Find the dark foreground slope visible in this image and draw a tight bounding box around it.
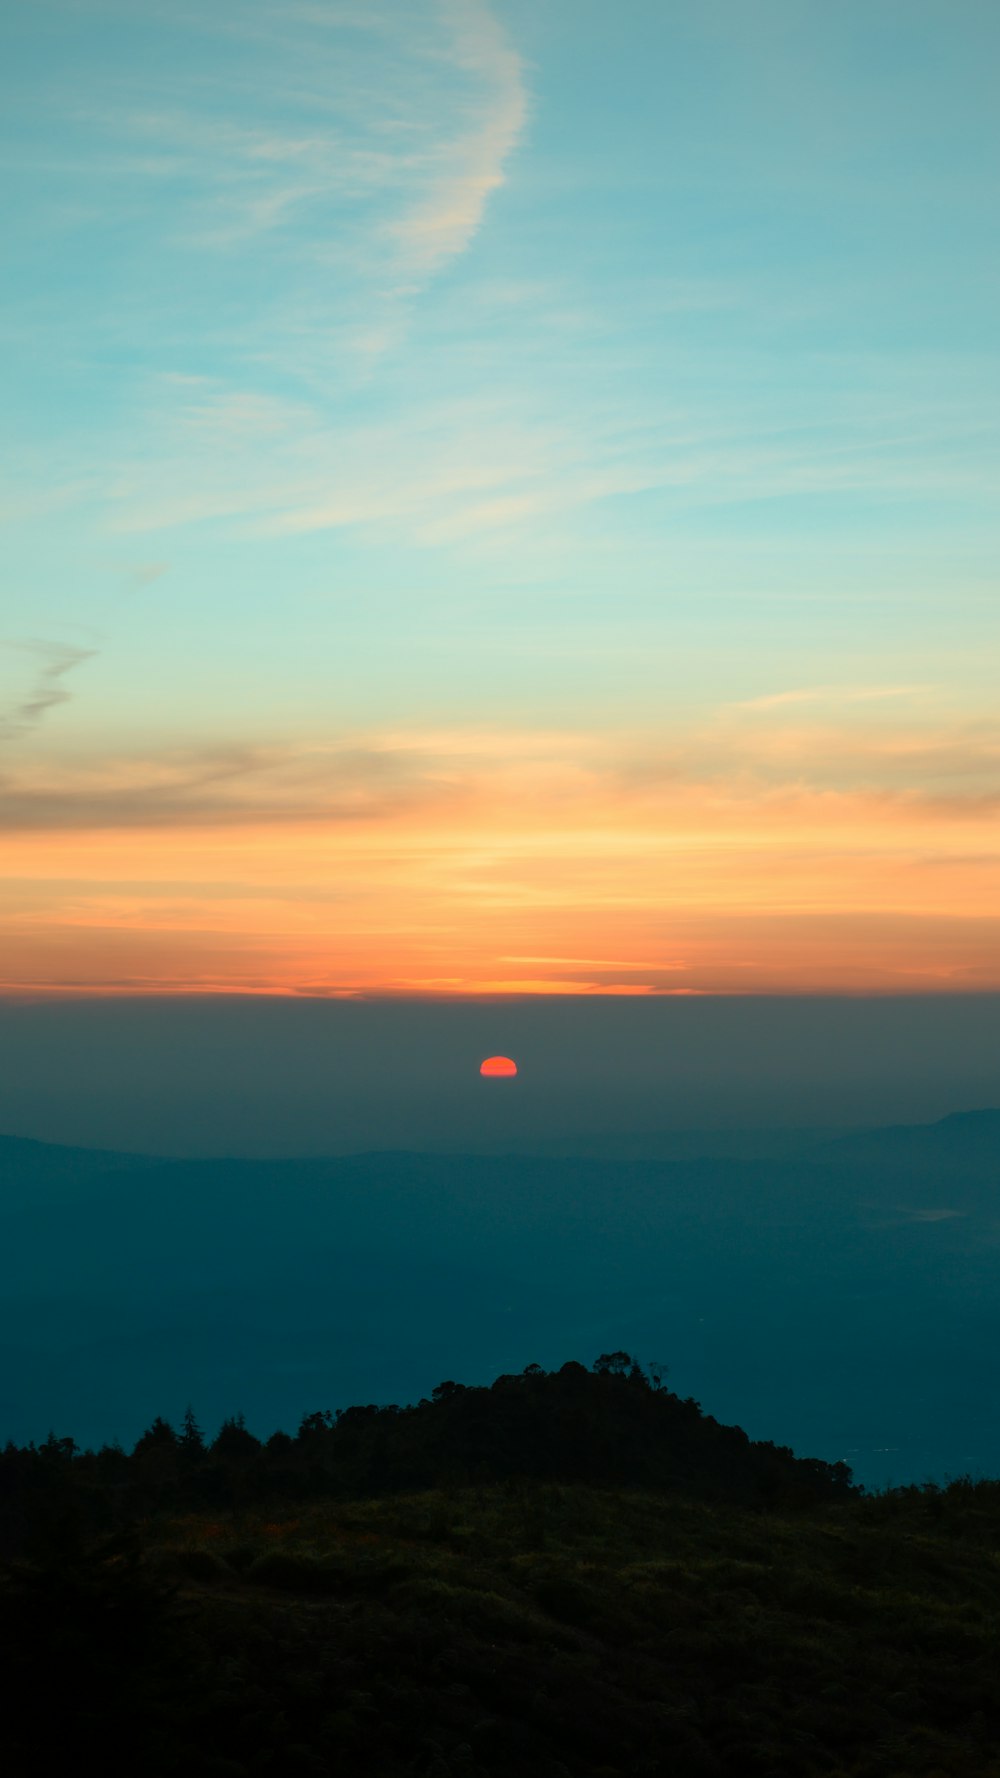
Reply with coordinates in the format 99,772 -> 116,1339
5,1479 -> 1000,1777
3,1362 -> 999,1776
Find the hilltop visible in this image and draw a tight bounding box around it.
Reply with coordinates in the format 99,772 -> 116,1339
3,1358 -> 1000,1776
0,1356 -> 854,1559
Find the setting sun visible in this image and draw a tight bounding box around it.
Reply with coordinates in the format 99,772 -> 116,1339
480,1055 -> 518,1078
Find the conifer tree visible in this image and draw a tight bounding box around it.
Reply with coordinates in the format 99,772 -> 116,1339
179,1405 -> 204,1462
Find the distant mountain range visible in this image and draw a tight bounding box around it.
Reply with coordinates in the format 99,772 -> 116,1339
2,1110 -> 999,1488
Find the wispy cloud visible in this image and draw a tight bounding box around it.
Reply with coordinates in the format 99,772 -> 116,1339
13,2 -> 999,558
501,955 -> 687,971
100,373 -> 1000,545
3,712 -> 1000,834
0,737 -> 471,832
733,685 -> 930,713
64,0 -> 526,295
388,0 -> 528,274
93,559 -> 170,597
0,642 -> 96,743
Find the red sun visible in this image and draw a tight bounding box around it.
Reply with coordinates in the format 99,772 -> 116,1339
480,1055 -> 518,1078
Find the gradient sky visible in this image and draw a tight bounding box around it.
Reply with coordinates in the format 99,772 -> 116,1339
3,0 -> 999,997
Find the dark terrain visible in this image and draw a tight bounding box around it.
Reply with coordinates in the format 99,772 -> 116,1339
3,1358 -> 1000,1777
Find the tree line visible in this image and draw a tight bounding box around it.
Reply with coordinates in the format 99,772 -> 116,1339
0,1353 -> 855,1559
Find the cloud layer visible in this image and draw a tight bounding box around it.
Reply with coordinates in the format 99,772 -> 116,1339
0,642 -> 96,743
2,711 -> 999,997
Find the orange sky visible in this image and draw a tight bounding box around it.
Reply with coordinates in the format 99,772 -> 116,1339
3,717 -> 999,998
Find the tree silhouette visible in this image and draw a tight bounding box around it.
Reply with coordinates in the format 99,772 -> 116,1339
592,1350 -> 634,1376
179,1405 -> 204,1463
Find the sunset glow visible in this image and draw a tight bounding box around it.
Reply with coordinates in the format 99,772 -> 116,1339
2,3 -> 998,1003
2,709 -> 999,998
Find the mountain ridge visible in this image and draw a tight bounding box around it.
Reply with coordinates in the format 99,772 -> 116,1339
3,1103 -> 999,1174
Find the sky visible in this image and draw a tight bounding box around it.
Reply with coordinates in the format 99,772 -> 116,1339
2,0 -> 1000,999
3,994 -> 1000,1156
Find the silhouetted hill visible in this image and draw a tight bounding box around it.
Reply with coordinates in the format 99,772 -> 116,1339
0,1131 -> 160,1207
0,1357 -> 854,1565
484,1125 -> 839,1162
3,1372 -> 1000,1776
5,1104 -> 998,1198
823,1107 -> 1000,1171
507,1108 -> 1000,1172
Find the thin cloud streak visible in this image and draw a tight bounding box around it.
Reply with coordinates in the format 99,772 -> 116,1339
63,0 -> 526,293
733,685 -> 930,713
101,381 -> 1000,542
388,0 -> 528,274
0,741 -> 462,831
0,642 -> 97,743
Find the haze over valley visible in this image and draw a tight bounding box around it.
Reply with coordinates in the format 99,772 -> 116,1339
5,1046 -> 1000,1491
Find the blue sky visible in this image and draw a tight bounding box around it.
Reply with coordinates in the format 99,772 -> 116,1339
2,1 -> 999,996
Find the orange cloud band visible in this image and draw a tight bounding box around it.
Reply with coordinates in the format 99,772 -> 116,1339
2,721 -> 999,996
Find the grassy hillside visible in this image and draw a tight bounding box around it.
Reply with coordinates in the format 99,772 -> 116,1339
5,1478 -> 1000,1776
3,1358 -> 1000,1775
